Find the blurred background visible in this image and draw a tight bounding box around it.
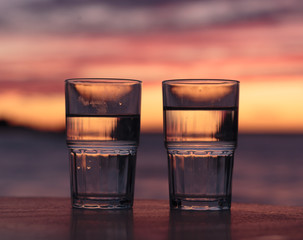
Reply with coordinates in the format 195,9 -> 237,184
0,0 -> 303,206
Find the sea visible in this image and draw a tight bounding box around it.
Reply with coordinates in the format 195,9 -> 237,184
0,127 -> 302,207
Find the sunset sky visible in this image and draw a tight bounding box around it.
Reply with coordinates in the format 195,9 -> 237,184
0,0 -> 303,133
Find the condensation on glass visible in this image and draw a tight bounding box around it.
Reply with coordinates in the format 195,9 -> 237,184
65,78 -> 141,209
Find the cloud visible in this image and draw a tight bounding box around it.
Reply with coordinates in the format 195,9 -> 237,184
1,0 -> 302,34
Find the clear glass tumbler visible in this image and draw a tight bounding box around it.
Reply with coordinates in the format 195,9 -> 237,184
65,78 -> 141,209
163,79 -> 239,210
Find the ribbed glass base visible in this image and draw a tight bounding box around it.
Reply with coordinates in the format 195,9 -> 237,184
170,196 -> 231,211
72,197 -> 133,210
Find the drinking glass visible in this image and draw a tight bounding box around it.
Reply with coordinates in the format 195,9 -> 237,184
163,79 -> 239,210
65,78 -> 141,209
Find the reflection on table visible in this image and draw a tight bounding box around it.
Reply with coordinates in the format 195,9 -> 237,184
0,198 -> 302,240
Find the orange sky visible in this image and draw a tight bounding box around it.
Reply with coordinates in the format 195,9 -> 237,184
0,12 -> 303,133
0,78 -> 302,133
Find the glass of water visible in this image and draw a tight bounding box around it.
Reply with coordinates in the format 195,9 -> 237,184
162,79 -> 239,210
65,78 -> 141,209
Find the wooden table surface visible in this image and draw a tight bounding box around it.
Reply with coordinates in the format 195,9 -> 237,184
0,198 -> 303,240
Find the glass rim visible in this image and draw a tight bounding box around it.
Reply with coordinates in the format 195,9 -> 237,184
162,79 -> 239,85
65,78 -> 142,84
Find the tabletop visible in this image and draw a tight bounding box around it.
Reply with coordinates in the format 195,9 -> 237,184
0,198 -> 303,240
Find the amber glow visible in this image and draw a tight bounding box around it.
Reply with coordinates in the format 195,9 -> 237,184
0,92 -> 64,131
170,84 -> 233,103
0,6 -> 303,133
240,80 -> 303,133
141,84 -> 163,132
75,84 -> 132,104
165,110 -> 229,142
0,78 -> 303,133
144,79 -> 303,133
66,116 -> 117,141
